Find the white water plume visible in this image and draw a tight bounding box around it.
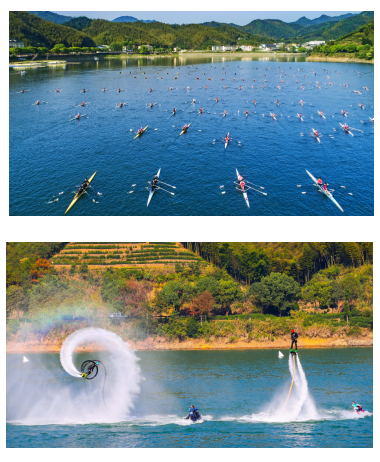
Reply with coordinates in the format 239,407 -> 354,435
8,328 -> 141,425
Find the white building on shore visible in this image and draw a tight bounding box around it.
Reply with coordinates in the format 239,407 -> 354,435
9,39 -> 24,48
211,45 -> 238,52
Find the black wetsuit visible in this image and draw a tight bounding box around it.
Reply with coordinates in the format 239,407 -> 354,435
291,332 -> 298,350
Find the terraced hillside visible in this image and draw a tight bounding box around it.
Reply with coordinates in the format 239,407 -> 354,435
51,242 -> 201,268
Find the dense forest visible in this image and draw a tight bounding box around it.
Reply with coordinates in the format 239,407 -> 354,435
181,242 -> 373,284
310,21 -> 374,60
9,11 -> 95,48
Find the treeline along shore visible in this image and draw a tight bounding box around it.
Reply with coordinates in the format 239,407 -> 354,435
6,242 -> 373,352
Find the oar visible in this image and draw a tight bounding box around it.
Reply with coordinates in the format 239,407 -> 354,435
158,180 -> 176,189
349,127 -> 364,133
156,186 -> 175,196
242,185 -> 267,196
245,180 -> 265,189
234,182 -> 267,195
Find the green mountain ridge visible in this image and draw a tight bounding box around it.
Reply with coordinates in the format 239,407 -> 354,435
10,11 -> 374,50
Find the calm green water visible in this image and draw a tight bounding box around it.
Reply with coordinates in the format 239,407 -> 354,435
6,348 -> 372,447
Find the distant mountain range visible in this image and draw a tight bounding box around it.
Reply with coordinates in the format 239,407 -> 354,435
112,16 -> 156,23
291,12 -> 356,26
29,12 -> 156,25
203,11 -> 374,41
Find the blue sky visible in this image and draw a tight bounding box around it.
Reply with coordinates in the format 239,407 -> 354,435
53,11 -> 361,25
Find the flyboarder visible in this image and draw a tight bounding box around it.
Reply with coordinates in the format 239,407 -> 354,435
290,329 -> 298,354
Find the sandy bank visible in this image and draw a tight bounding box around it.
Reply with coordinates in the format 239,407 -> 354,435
307,56 -> 374,64
7,334 -> 372,354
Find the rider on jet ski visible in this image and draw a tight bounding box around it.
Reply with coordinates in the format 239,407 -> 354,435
185,405 -> 201,421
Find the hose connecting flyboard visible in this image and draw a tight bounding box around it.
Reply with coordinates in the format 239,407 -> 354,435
283,354 -> 296,411
80,360 -> 108,408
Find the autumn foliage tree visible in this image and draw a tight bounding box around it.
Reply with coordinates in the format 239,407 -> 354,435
189,291 -> 215,325
117,279 -> 153,316
30,259 -> 51,283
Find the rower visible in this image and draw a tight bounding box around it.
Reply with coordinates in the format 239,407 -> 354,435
239,86 -> 241,90
151,174 -> 159,190
170,87 -> 173,90
81,102 -> 85,106
360,103 -> 364,108
83,89 -> 86,93
319,111 -> 323,117
254,100 -> 257,105
322,183 -> 328,192
314,129 -> 319,138
216,97 -> 218,102
317,177 -> 323,186
343,123 -> 349,131
36,100 -> 40,105
246,110 -> 249,116
192,99 -> 196,103
276,99 -> 279,105
300,100 -> 303,105
20,89 -> 24,94
199,108 -> 203,113
182,124 -> 188,131
271,113 -> 275,119
298,113 -> 302,119
150,103 -> 153,108
118,88 -> 121,93
223,110 -> 227,116
224,86 -> 226,89
103,88 -> 106,92
149,88 -> 152,92
342,110 -> 346,115
187,86 -> 190,90
119,102 -> 123,107
56,89 -> 60,92
225,133 -> 229,142
173,108 -> 176,114
76,113 -> 81,119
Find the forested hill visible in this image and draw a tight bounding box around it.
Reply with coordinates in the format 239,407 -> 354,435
28,11 -> 74,24
9,11 -> 261,49
9,11 -> 95,47
204,11 -> 373,42
6,242 -> 373,348
182,243 -> 373,284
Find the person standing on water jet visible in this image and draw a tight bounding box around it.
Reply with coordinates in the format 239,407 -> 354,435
290,329 -> 298,354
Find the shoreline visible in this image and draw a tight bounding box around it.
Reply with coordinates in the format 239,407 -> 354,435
7,335 -> 372,353
307,55 -> 374,64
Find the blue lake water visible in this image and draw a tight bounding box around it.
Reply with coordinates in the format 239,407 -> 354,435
6,348 -> 373,448
9,57 -> 374,215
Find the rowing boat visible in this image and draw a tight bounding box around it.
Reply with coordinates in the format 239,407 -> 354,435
270,113 -> 277,120
133,125 -> 148,140
236,169 -> 249,208
65,171 -> 97,215
225,133 -> 229,149
305,169 -> 343,213
312,128 -> 320,143
179,123 -> 191,136
147,168 -> 161,206
339,123 -> 354,136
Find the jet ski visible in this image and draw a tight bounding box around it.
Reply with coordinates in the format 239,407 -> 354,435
185,408 -> 202,422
